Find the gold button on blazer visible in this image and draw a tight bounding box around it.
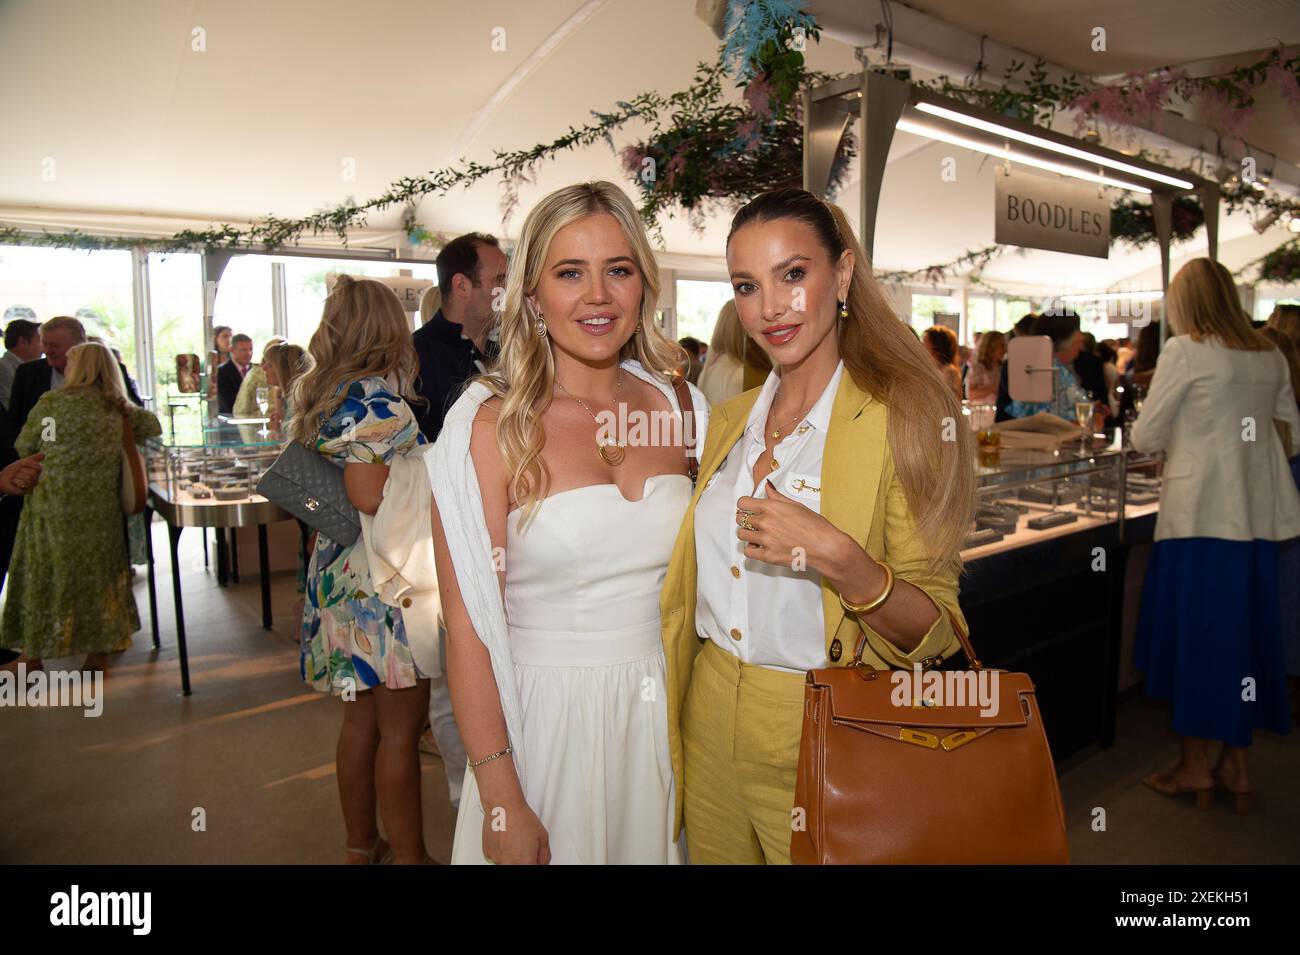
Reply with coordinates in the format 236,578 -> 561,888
659,372 -> 967,837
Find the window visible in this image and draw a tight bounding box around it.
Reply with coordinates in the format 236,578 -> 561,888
966,296 -> 996,338
910,293 -> 957,330
1256,293 -> 1300,323
675,279 -> 732,348
278,256 -> 437,343
212,255 -> 275,356
147,252 -> 206,428
995,297 -> 1034,330
0,245 -> 136,377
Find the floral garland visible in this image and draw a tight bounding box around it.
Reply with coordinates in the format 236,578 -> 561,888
876,244 -> 1005,285
1109,196 -> 1205,250
918,46 -> 1300,146
1236,238 -> 1300,284
620,29 -> 855,237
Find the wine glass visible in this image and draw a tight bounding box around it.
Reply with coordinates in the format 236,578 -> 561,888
1075,400 -> 1093,452
256,386 -> 270,437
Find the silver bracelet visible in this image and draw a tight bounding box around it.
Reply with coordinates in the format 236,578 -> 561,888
468,746 -> 513,769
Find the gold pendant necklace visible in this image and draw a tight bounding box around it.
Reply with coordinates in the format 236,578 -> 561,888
767,388 -> 814,469
768,386 -> 814,441
556,373 -> 625,466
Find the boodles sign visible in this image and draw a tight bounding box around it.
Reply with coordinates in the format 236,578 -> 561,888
995,169 -> 1110,258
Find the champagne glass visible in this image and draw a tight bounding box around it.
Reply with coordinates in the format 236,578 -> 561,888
1075,400 -> 1093,452
256,386 -> 270,437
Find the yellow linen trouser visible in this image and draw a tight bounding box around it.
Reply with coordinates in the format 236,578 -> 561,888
682,640 -> 806,865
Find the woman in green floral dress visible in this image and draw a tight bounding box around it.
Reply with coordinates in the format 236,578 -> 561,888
1,343 -> 161,666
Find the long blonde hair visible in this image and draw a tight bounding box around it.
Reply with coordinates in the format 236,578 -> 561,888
1261,326 -> 1300,398
288,275 -> 420,444
263,342 -> 312,395
709,299 -> 773,373
1166,258 -> 1268,350
728,189 -> 975,563
976,329 -> 1006,370
63,342 -> 132,414
1268,303 -> 1300,347
482,181 -> 684,522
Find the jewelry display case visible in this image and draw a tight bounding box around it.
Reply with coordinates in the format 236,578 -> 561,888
957,435 -> 1163,763
142,416 -> 301,696
145,418 -> 284,521
960,438 -> 1162,560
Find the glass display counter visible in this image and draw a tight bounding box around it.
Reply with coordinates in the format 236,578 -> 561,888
957,434 -> 1162,762
961,437 -> 1162,560
143,416 -> 302,695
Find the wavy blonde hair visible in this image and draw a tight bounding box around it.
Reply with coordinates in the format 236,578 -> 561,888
63,342 -> 132,414
975,329 -> 1005,370
481,181 -> 685,524
709,299 -> 773,373
728,189 -> 975,564
288,275 -> 420,444
1167,258 -> 1268,351
263,342 -> 312,394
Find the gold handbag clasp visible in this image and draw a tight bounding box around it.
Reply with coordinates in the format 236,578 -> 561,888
899,728 -> 939,749
940,730 -> 978,751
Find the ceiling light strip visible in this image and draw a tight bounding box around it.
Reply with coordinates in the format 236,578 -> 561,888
895,118 -> 1153,194
914,102 -> 1195,190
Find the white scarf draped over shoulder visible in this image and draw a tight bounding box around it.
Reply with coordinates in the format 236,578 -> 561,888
425,359 -> 709,792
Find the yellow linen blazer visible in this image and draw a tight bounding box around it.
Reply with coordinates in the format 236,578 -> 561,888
659,370 -> 967,836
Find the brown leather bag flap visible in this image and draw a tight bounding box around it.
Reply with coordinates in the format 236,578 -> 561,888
808,667 -> 1036,730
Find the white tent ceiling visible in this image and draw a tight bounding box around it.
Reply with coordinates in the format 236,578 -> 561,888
1,0 -> 1298,291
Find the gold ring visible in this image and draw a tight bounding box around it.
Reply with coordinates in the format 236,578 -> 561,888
738,510 -> 755,531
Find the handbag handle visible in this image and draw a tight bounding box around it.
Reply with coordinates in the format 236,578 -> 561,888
850,605 -> 982,671
669,373 -> 699,483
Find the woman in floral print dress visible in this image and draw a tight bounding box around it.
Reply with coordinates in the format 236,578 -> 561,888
289,275 -> 431,865
1,343 -> 160,666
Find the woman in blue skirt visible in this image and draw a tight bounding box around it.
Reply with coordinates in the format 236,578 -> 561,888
1263,306 -> 1300,717
1132,259 -> 1300,813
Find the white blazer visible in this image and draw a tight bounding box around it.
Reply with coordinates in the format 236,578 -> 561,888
1131,335 -> 1300,543
360,444 -> 441,677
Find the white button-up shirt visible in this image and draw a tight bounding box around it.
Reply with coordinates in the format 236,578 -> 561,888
695,361 -> 844,673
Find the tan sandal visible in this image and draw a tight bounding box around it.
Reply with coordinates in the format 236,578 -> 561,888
345,836 -> 392,864
1213,773 -> 1254,816
1142,772 -> 1214,810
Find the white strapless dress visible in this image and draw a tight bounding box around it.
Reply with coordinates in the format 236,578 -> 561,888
451,473 -> 691,865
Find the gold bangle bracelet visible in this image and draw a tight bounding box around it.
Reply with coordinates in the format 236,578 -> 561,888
838,560 -> 895,616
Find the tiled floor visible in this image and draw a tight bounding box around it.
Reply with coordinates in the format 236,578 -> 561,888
2,523 -> 1296,864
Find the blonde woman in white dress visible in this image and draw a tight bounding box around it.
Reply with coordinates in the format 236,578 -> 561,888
428,181 -> 708,864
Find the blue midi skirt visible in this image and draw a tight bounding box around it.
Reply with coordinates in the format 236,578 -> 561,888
1135,537 -> 1292,746
1283,455 -> 1300,676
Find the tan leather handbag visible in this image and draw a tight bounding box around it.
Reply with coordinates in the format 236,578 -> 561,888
791,623 -> 1069,865
120,414 -> 147,516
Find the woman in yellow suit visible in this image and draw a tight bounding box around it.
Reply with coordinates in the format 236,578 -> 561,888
661,189 -> 976,864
